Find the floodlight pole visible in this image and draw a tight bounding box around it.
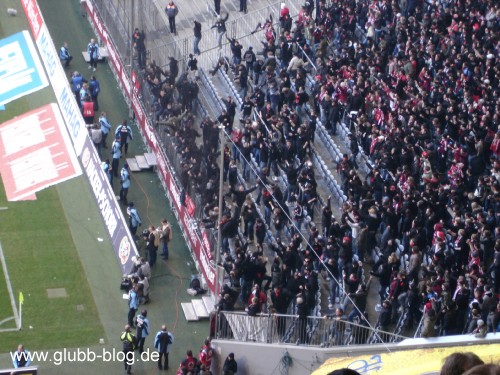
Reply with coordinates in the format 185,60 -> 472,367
215,124 -> 225,299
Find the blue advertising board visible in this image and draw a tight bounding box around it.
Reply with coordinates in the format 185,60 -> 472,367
0,31 -> 48,105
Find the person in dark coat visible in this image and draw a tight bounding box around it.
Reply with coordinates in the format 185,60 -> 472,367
271,285 -> 290,336
296,295 -> 309,344
168,57 -> 179,84
222,353 -> 238,375
193,20 -> 202,55
154,325 -> 174,370
220,211 -> 240,257
377,300 -> 392,332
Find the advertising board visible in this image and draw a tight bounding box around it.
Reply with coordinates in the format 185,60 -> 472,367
20,0 -> 138,272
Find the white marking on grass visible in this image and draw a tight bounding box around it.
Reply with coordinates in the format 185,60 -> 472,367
0,242 -> 20,330
0,207 -> 8,210
0,316 -> 15,326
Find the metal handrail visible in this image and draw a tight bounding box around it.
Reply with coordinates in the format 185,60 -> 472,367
215,311 -> 409,346
296,42 -> 317,71
145,0 -> 300,70
414,314 -> 425,338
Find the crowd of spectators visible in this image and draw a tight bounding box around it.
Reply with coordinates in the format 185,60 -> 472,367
141,0 -> 500,345
288,0 -> 499,337
217,0 -> 500,340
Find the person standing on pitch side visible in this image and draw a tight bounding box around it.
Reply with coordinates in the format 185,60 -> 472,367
120,324 -> 136,375
154,324 -> 174,370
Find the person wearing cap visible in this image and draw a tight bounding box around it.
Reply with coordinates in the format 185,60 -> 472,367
120,163 -> 131,205
222,352 -> 238,375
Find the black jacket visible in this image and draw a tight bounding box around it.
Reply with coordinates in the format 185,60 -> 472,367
193,21 -> 202,38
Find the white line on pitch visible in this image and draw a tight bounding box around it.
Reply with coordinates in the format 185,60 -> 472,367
0,316 -> 15,326
0,242 -> 20,329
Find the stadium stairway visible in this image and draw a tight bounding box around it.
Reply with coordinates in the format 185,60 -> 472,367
181,295 -> 216,322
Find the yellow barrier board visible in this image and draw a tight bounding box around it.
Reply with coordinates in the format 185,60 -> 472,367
312,344 -> 500,375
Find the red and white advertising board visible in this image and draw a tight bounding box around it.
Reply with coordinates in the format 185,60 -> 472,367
20,0 -> 138,269
0,104 -> 82,201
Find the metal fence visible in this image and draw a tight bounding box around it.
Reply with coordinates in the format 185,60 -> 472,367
94,0 -> 187,71
146,0 -> 305,71
215,311 -> 408,347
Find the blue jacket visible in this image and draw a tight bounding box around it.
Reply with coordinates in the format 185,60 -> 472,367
154,330 -> 174,353
111,140 -> 121,159
121,167 -> 130,189
60,46 -> 71,60
99,116 -> 112,135
129,208 -> 141,227
12,349 -> 31,368
101,161 -> 112,181
136,314 -> 149,337
115,124 -> 133,143
87,42 -> 99,59
79,87 -> 88,102
90,79 -> 100,97
71,74 -> 83,93
129,289 -> 140,309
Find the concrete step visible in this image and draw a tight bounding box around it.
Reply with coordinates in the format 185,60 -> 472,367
144,152 -> 157,167
126,158 -> 141,172
126,154 -> 156,171
192,299 -> 210,319
135,155 -> 150,169
202,295 -> 215,314
181,302 -> 199,321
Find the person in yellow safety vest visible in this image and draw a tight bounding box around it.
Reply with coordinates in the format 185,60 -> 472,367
120,324 -> 136,374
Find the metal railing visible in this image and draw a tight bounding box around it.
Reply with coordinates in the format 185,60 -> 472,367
144,0 -> 306,72
215,311 -> 408,347
96,0 -> 187,72
414,314 -> 425,338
